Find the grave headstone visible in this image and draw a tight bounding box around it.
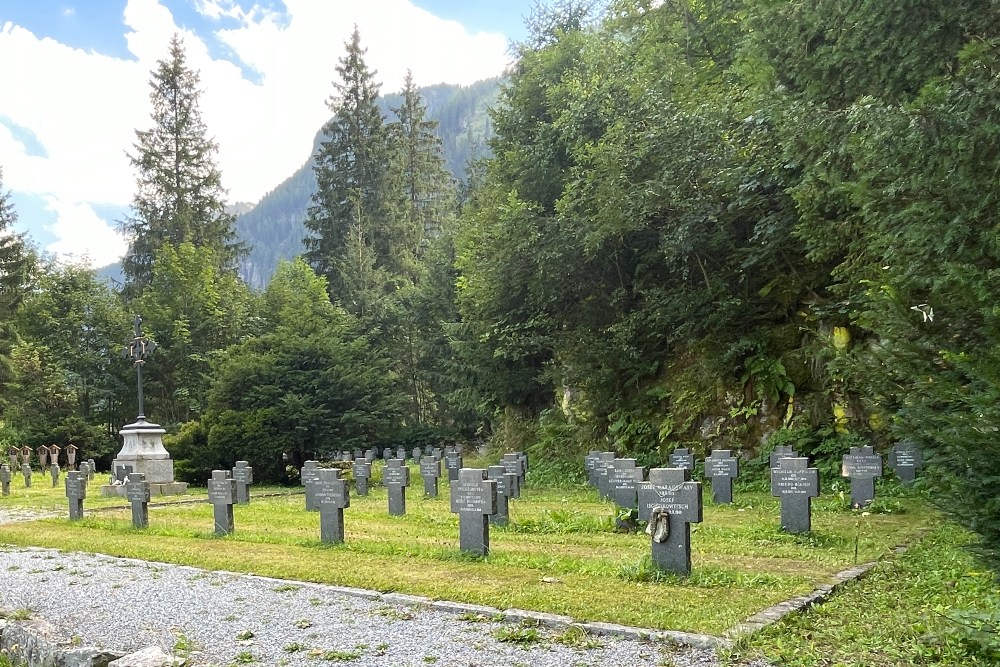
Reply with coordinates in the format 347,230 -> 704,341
364,449 -> 376,463
232,461 -> 253,504
444,451 -> 463,482
315,469 -> 350,544
301,460 -> 320,511
384,459 -> 410,516
207,470 -> 236,536
87,459 -> 96,481
487,465 -> 516,526
78,461 -> 91,481
419,456 -> 441,497
771,457 -> 819,533
769,445 -> 799,468
594,451 -> 616,499
841,445 -> 882,508
66,443 -> 78,469
340,451 -> 352,462
36,446 -> 49,470
48,445 -> 61,468
668,448 -> 695,471
125,472 -> 151,529
352,459 -> 372,496
396,446 -> 407,462
382,447 -> 393,461
638,467 -> 703,575
705,449 -> 739,504
585,450 -> 601,487
609,459 -> 644,510
50,463 -> 61,488
0,464 -> 10,496
353,448 -> 363,460
21,463 -> 31,487
450,468 -> 497,555
65,470 -> 87,520
432,447 -> 443,461
412,447 -> 422,462
888,442 -> 922,486
502,453 -> 525,498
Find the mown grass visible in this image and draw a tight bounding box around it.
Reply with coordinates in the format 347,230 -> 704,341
0,464 -> 932,635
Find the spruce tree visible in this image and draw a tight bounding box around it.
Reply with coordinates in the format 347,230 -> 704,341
119,34 -> 241,298
0,167 -> 32,390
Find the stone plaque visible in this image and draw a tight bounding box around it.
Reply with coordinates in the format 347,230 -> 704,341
888,442 -> 922,486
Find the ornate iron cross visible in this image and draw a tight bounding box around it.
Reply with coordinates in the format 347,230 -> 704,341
123,314 -> 157,421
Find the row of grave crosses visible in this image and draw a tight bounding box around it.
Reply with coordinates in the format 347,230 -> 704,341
1,458 -> 98,496
6,444 -> 81,471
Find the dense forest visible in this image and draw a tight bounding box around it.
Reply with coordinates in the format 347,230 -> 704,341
1,0 -> 999,569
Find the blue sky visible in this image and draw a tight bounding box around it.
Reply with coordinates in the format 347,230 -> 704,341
0,0 -> 537,266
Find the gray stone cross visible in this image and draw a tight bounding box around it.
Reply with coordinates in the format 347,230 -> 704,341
126,472 -> 151,529
609,459 -> 644,510
301,460 -> 320,511
444,451 -> 463,482
315,469 -> 350,544
50,463 -> 61,488
419,456 -> 441,497
594,451 -> 616,499
668,448 -> 695,472
87,459 -> 96,481
638,468 -> 703,575
771,457 -> 819,533
207,470 -> 236,536
450,468 -> 497,556
21,463 -> 31,487
0,464 -> 10,496
352,459 -> 372,496
705,449 -> 739,504
65,470 -> 87,520
501,453 -> 525,498
841,445 -> 882,508
232,461 -> 253,504
585,450 -> 601,487
888,442 -> 922,486
487,465 -> 517,526
384,459 -> 410,516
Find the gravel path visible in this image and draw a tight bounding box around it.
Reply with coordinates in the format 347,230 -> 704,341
0,544 -> 740,667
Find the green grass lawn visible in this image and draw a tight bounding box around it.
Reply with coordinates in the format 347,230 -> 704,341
0,465 -> 932,636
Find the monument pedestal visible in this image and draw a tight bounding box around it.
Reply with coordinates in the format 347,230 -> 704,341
101,419 -> 188,497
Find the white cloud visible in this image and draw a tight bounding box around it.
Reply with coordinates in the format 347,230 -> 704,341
0,0 -> 512,268
42,197 -> 128,267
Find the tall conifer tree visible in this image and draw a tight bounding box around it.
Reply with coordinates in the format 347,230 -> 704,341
0,168 -> 31,388
119,34 -> 241,298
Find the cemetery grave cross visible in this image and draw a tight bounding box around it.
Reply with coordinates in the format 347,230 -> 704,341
65,470 -> 87,520
888,442 -> 922,486
841,445 -> 882,508
50,463 -> 61,487
87,459 -> 96,481
0,464 -> 10,496
705,449 -> 739,504
450,468 -> 497,556
396,446 -> 407,462
125,472 -> 151,529
352,458 -> 372,496
502,453 -> 525,498
315,469 -> 350,544
668,448 -> 695,472
487,465 -> 517,526
207,470 -> 236,536
585,450 -> 601,487
637,467 -> 703,575
609,459 -> 644,511
21,463 -> 31,487
595,451 -> 616,499
232,460 -> 254,505
301,460 -> 320,511
384,458 -> 410,516
444,450 -> 464,482
770,457 -> 819,533
420,455 -> 441,497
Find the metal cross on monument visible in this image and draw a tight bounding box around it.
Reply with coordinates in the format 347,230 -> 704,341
123,315 -> 157,421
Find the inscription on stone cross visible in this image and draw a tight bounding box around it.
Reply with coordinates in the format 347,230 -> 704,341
384,459 -> 410,516
125,472 -> 151,529
315,469 -> 350,544
444,451 -> 463,482
638,468 -> 703,575
609,459 -> 644,510
841,445 -> 882,508
668,448 -> 695,472
705,450 -> 739,504
888,442 -> 922,486
771,457 -> 819,533
207,470 -> 236,536
450,468 -> 497,556
21,463 -> 31,487
487,465 -> 517,526
594,451 -> 616,499
585,450 -> 601,487
352,459 -> 372,496
502,453 -> 525,498
65,470 -> 87,520
232,461 -> 254,505
419,456 -> 441,497
301,461 -> 320,512
0,464 -> 10,496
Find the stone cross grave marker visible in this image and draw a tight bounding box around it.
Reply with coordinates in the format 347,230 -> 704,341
450,468 -> 497,556
353,448 -> 362,460
382,447 -> 393,461
301,460 -> 320,512
609,459 -> 644,510
50,463 -> 61,487
705,449 -> 739,504
771,457 -> 819,533
638,468 -> 703,575
78,461 -> 90,481
888,442 -> 922,486
364,449 -> 376,463
37,445 -> 49,470
384,459 -> 410,516
412,447 -> 422,462
432,447 -> 443,461
126,472 -> 151,529
396,446 -> 406,462
65,470 -> 87,520
502,453 -> 525,498
595,451 -> 616,499
769,445 -> 799,468
21,463 -> 31,487
49,445 -> 61,467
841,445 -> 882,508
315,469 -> 350,544
353,459 -> 372,496
420,455 -> 441,497
668,448 -> 695,472
207,470 -> 236,536
66,443 -> 78,469
585,450 -> 601,487
87,459 -> 96,481
444,450 -> 463,482
0,464 -> 10,496
232,461 -> 253,505
487,465 -> 517,526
